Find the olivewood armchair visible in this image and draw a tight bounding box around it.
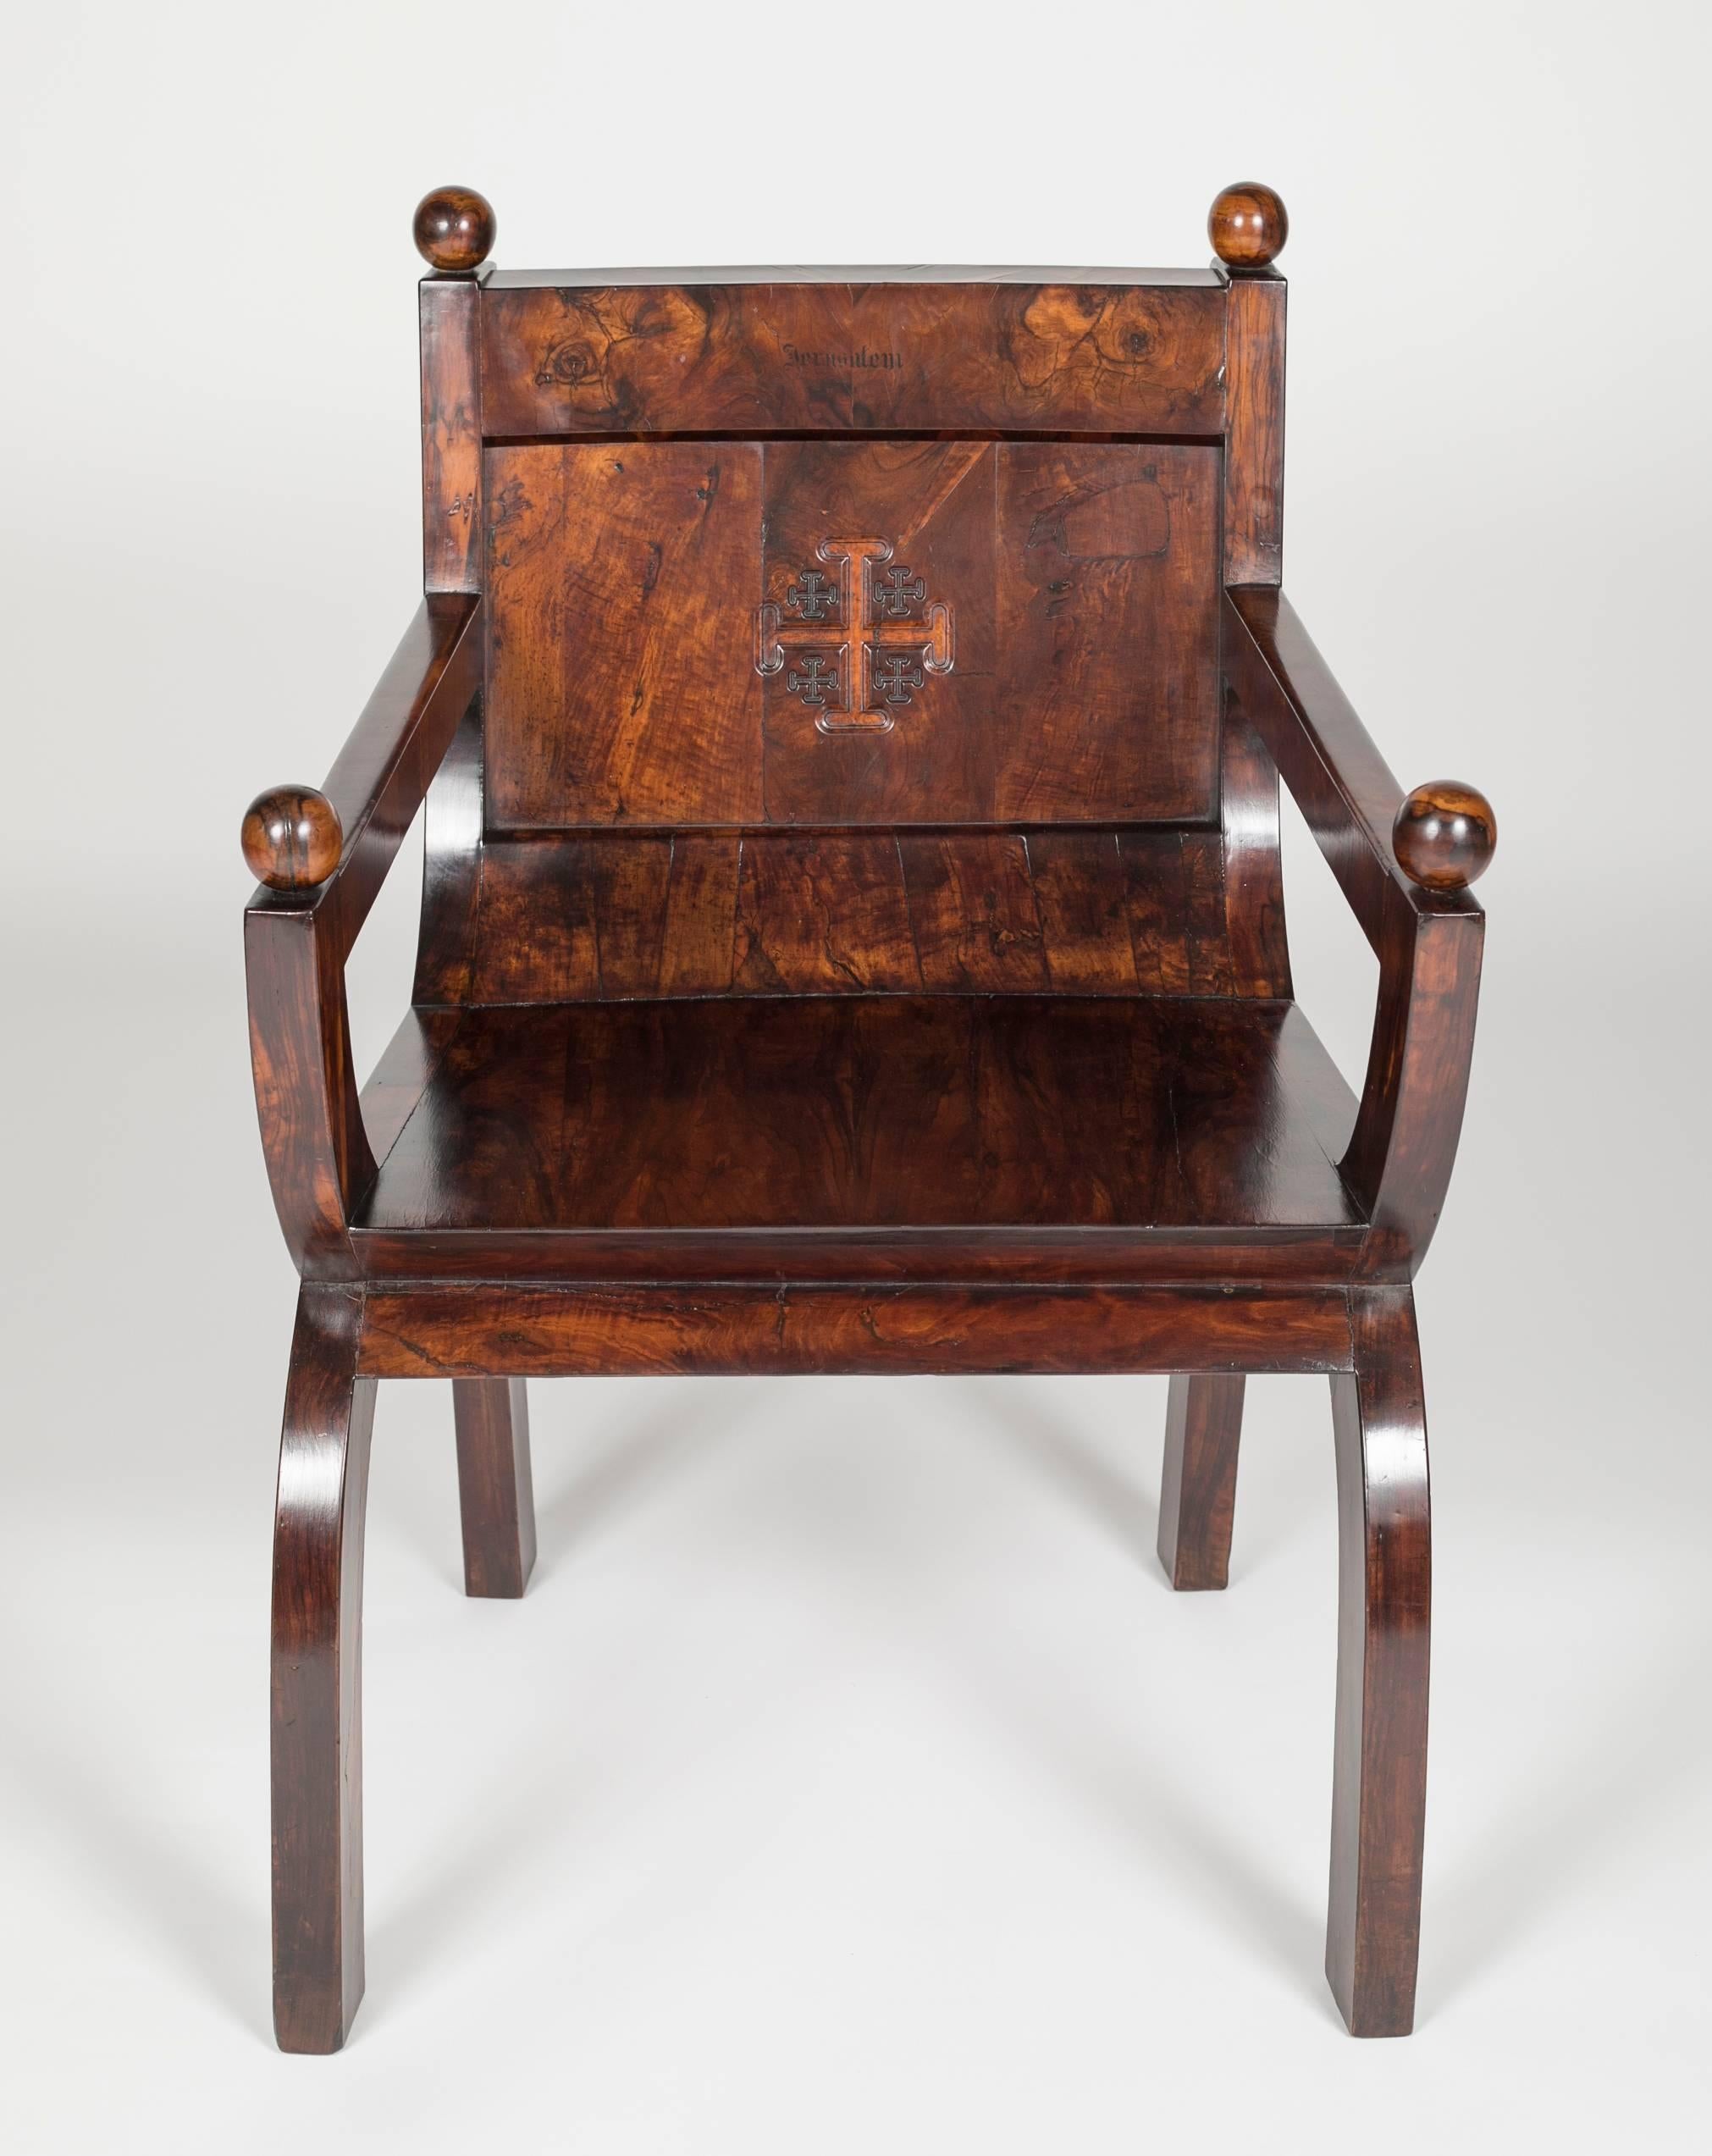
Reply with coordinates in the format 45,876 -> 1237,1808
243,182 -> 1495,2052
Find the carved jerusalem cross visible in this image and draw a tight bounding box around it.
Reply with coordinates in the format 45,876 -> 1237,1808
754,538 -> 954,732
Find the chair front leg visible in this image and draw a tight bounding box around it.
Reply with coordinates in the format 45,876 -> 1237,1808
452,1377 -> 537,1598
1157,1374 -> 1245,1589
271,1289 -> 375,2054
1326,1289 -> 1431,2036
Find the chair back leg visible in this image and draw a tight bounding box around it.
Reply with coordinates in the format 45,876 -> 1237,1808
453,1377 -> 537,1598
1157,1374 -> 1245,1589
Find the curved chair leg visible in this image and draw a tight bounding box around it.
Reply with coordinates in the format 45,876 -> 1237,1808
453,1377 -> 536,1598
1157,1374 -> 1245,1589
271,1289 -> 375,2054
1326,1289 -> 1431,2037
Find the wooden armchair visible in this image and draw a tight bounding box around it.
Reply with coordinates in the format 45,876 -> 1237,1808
243,183 -> 1494,2052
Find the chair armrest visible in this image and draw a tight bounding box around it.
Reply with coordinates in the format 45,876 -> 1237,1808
1223,587 -> 1495,1279
243,594 -> 481,1275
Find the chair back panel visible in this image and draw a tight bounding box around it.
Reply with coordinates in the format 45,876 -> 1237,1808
483,433 -> 1222,831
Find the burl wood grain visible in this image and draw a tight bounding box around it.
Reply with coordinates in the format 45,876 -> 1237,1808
480,278 -> 1227,437
483,438 -> 1220,831
484,443 -> 765,826
358,1283 -> 1356,1382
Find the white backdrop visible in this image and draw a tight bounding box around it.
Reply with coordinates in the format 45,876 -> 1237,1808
3,3 -> 1708,2150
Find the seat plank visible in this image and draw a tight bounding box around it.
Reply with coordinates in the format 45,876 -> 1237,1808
352,995 -> 1362,1282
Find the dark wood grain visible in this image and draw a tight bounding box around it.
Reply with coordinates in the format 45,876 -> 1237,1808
1223,269 -> 1285,584
462,826 -> 1263,1004
1220,702 -> 1293,995
1157,1374 -> 1246,1590
452,1378 -> 536,1598
242,788 -> 342,890
246,599 -> 482,1274
356,995 -> 1362,1247
1392,781 -> 1497,891
1209,183 -> 1289,270
484,442 -> 765,827
413,185 -> 495,276
272,1288 -> 374,2054
358,1284 -> 1356,1381
1327,1288 -> 1431,2037
420,271 -> 486,592
481,279 -> 1228,437
244,229 -> 1493,2048
483,437 -> 1220,831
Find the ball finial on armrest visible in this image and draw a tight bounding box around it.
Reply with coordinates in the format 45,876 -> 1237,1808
412,185 -> 495,274
1392,782 -> 1496,892
1209,183 -> 1289,268
242,788 -> 343,890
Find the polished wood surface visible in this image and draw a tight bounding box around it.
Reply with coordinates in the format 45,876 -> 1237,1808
1393,781 -> 1497,890
464,825 -> 1266,1004
481,278 -> 1227,437
420,271 -> 485,593
412,185 -> 495,275
358,1285 -> 1356,1381
1157,1374 -> 1245,1589
483,438 -> 1221,829
244,198 -> 1494,2048
271,1288 -> 373,2053
1328,1289 -> 1431,2036
353,994 -> 1362,1263
242,788 -> 342,890
452,1378 -> 536,1598
1209,182 -> 1289,269
1223,270 -> 1286,584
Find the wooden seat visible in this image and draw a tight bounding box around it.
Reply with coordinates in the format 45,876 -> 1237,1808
243,181 -> 1496,2054
354,994 -> 1363,1275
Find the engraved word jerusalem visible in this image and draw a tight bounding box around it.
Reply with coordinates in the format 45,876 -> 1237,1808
781,343 -> 904,371
754,539 -> 954,735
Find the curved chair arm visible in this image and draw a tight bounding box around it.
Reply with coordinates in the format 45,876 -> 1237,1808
1222,589 -> 1493,1279
243,595 -> 482,1276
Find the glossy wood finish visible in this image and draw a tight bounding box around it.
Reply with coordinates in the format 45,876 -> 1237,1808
461,823 -> 1278,1006
483,438 -> 1221,830
1223,269 -> 1286,585
246,216 -> 1494,2048
1157,1374 -> 1245,1589
1393,781 -> 1497,891
271,1288 -> 374,2053
412,185 -> 495,275
1209,183 -> 1289,270
452,1378 -> 536,1598
354,997 -> 1362,1264
242,787 -> 343,890
481,277 -> 1227,438
420,270 -> 486,593
246,596 -> 482,1275
358,1285 -> 1356,1381
1223,587 -> 1487,1280
1328,1289 -> 1431,2036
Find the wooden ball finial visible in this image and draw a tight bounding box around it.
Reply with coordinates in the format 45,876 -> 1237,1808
1392,782 -> 1496,892
242,787 -> 343,890
1209,182 -> 1289,269
412,185 -> 495,275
